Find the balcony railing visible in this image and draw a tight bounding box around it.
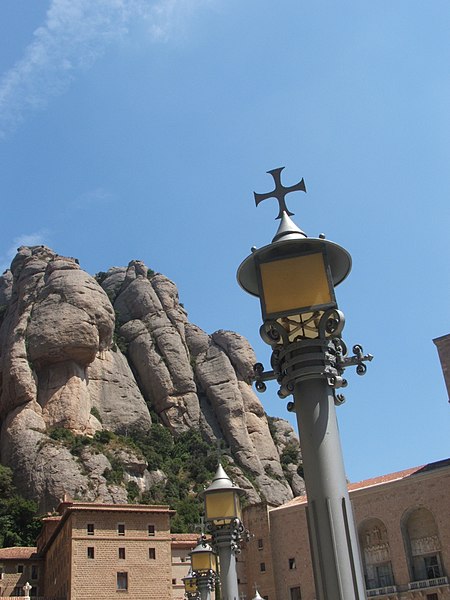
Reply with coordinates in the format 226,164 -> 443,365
8,597 -> 65,600
367,585 -> 397,597
408,576 -> 448,590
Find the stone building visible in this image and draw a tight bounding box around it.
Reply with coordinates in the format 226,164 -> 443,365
0,501 -> 175,600
0,504 -> 203,600
0,547 -> 44,598
434,333 -> 450,402
241,458 -> 450,600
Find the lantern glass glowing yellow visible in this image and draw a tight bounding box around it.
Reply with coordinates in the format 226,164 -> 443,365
258,251 -> 335,320
189,543 -> 216,574
204,490 -> 241,522
183,576 -> 197,594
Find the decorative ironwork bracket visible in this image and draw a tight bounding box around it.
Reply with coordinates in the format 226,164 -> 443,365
253,310 -> 373,406
206,518 -> 250,555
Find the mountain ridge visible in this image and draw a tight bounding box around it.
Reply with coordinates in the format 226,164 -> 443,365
0,245 -> 304,519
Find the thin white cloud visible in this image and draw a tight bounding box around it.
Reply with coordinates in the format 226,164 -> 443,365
72,187 -> 114,209
0,0 -> 216,138
0,231 -> 51,273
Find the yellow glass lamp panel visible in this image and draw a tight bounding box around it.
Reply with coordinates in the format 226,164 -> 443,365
191,551 -> 216,573
260,252 -> 333,317
205,490 -> 238,520
184,578 -> 197,593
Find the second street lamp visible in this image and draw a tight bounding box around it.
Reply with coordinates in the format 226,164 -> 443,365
237,168 -> 373,600
183,570 -> 200,600
189,539 -> 217,600
202,464 -> 249,600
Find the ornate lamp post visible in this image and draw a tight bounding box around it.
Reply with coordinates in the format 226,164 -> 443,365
189,538 -> 217,600
237,168 -> 373,600
183,570 -> 200,600
202,464 -> 248,600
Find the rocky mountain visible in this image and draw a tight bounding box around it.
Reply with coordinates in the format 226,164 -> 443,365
0,246 -> 304,515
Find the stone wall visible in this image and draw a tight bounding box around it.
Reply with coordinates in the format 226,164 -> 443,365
242,460 -> 450,600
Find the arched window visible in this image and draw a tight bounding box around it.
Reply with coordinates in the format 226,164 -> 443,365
359,518 -> 394,590
403,507 -> 443,582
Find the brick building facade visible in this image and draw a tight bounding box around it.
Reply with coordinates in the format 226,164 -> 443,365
434,333 -> 450,402
1,502 -> 175,600
241,458 -> 450,600
0,547 -> 44,598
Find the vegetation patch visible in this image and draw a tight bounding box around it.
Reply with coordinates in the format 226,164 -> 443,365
90,406 -> 102,423
0,465 -> 41,548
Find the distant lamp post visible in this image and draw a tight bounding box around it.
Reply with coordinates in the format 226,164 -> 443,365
203,464 -> 249,600
189,539 -> 217,600
237,168 -> 373,600
183,570 -> 200,600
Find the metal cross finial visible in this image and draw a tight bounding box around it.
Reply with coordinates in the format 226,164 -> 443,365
215,439 -> 230,463
254,167 -> 306,219
194,516 -> 206,535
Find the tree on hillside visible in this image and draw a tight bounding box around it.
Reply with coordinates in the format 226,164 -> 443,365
0,464 -> 42,548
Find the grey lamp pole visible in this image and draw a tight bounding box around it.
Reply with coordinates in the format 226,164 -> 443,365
202,464 -> 249,600
237,168 -> 373,600
197,577 -> 213,600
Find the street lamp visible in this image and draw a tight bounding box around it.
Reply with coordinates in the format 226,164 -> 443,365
237,168 -> 373,600
183,570 -> 200,600
202,464 -> 249,600
189,538 -> 217,600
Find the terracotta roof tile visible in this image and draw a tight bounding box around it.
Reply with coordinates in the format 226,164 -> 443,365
273,459 -> 450,510
171,534 -> 198,541
0,547 -> 38,560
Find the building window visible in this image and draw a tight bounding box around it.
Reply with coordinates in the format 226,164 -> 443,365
426,595 -> 438,600
424,555 -> 442,579
87,523 -> 95,535
119,548 -> 126,560
257,538 -> 264,550
117,523 -> 125,536
290,587 -> 301,600
172,579 -> 177,585
375,563 -> 394,587
31,565 -> 38,579
359,518 -> 394,589
30,587 -> 38,597
87,547 -> 95,559
260,562 -> 266,572
17,564 -> 24,573
289,557 -> 296,570
148,524 -> 155,536
403,507 -> 443,582
13,587 -> 24,596
116,572 -> 128,591
149,548 -> 156,560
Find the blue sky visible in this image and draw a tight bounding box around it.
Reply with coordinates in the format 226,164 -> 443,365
0,0 -> 449,483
